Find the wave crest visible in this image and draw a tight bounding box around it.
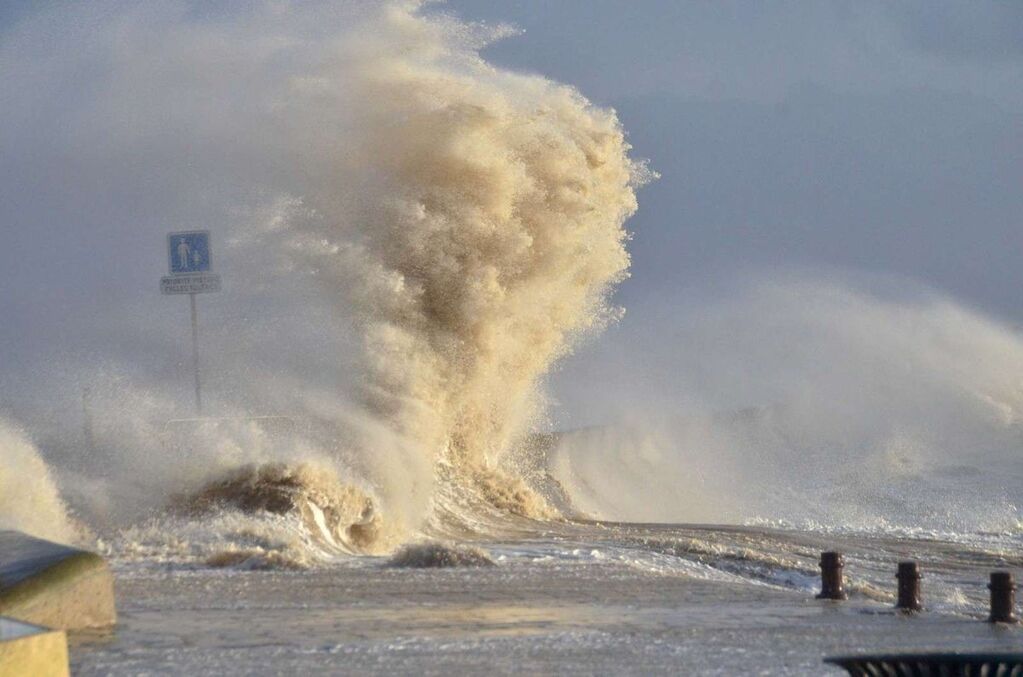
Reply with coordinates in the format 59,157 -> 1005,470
388,542 -> 495,568
174,462 -> 399,556
0,420 -> 80,544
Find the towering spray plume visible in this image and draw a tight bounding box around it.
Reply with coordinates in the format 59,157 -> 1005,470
0,2 -> 650,546
277,4 -> 651,524
0,421 -> 77,544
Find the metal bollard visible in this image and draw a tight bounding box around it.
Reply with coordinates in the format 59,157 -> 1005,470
895,561 -> 922,612
817,551 -> 848,600
988,571 -> 1019,624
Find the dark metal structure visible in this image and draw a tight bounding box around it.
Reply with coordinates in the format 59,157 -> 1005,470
817,551 -> 848,600
825,653 -> 1023,676
896,561 -> 922,612
989,572 -> 1019,624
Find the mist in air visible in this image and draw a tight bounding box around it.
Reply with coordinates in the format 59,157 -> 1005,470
1,1 -> 1023,552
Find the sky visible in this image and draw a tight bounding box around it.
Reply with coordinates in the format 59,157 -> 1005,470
441,0 -> 1023,319
1,1 -> 1022,432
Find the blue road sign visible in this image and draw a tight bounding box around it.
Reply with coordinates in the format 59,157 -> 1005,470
168,231 -> 212,275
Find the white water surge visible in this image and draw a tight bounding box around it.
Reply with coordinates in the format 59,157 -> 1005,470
551,276 -> 1023,535
3,2 -> 1022,570
0,1 -> 649,559
0,420 -> 79,544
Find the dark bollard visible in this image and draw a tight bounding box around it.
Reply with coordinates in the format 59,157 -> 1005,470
988,571 -> 1019,624
817,551 -> 848,600
895,561 -> 922,612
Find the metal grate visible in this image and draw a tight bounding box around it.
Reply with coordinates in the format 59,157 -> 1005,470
825,653 -> 1023,676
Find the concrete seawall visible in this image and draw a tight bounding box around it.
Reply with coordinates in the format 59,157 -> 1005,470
0,531 -> 116,631
0,616 -> 68,677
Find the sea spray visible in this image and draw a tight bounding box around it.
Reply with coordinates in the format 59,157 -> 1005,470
276,3 -> 651,528
0,420 -> 79,544
0,1 -> 650,558
388,541 -> 495,568
550,275 -> 1023,534
174,461 -> 399,553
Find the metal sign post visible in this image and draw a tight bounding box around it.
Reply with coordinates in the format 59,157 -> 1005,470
189,291 -> 201,415
161,230 -> 221,416
82,387 -> 95,454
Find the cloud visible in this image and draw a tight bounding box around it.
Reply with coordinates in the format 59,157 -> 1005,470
891,1 -> 1023,60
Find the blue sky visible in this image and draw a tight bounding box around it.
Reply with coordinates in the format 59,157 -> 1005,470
1,1 -> 1022,428
3,1 -> 1019,314
446,0 -> 1023,318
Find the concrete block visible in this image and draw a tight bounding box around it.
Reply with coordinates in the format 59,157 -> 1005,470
0,616 -> 68,677
0,531 -> 115,630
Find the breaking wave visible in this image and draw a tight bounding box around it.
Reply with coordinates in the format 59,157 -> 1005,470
0,1 -> 648,564
175,462 -> 400,555
547,276 -> 1023,536
5,2 -> 1023,568
0,420 -> 80,545
278,1 -> 650,533
388,542 -> 495,568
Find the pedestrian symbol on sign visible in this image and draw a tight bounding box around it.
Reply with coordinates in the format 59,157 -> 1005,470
176,238 -> 190,269
161,229 -> 221,416
168,231 -> 211,274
